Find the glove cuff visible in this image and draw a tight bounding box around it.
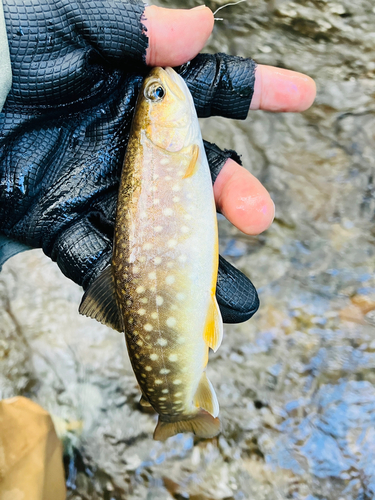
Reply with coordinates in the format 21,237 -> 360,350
178,53 -> 257,120
204,140 -> 242,184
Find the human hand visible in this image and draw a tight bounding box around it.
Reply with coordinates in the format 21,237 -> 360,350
0,1 -> 316,323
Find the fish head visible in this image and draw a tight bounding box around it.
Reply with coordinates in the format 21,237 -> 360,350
136,67 -> 198,153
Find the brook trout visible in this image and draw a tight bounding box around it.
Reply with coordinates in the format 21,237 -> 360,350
80,67 -> 223,440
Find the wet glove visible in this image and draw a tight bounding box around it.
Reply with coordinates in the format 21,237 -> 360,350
0,0 -> 259,323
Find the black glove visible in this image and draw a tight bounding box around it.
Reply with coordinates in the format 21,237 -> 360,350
0,0 -> 259,323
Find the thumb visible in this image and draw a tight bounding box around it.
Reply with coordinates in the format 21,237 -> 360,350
143,5 -> 214,67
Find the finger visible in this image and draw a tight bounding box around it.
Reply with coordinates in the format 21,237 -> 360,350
143,6 -> 214,67
250,65 -> 316,112
214,158 -> 275,235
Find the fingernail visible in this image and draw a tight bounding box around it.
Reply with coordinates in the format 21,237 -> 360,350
270,199 -> 276,224
192,5 -> 207,10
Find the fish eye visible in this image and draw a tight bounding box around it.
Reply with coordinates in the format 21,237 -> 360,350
145,82 -> 165,102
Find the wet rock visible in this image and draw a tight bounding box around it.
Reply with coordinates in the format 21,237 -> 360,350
1,0 -> 375,498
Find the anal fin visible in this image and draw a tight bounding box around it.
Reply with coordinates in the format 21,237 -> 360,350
194,372 -> 219,418
79,266 -> 123,332
153,411 -> 220,441
203,295 -> 223,352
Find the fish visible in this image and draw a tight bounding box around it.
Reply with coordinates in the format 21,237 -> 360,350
79,67 -> 223,441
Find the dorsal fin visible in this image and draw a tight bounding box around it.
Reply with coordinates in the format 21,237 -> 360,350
139,395 -> 152,408
203,295 -> 223,352
79,266 -> 123,332
194,371 -> 219,418
183,144 -> 199,179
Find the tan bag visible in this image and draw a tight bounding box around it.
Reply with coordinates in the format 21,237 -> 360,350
0,397 -> 66,500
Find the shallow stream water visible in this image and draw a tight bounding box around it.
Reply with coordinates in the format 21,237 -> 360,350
1,0 -> 375,498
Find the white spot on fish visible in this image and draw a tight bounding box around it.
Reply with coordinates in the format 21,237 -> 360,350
185,214 -> 192,220
167,239 -> 177,248
181,226 -> 189,233
160,158 -> 169,165
133,266 -> 140,273
163,208 -> 173,216
173,196 -> 180,203
143,243 -> 153,250
154,226 -> 163,233
175,392 -> 182,397
172,184 -> 181,192
156,296 -> 164,306
157,338 -> 168,346
166,317 -> 176,328
167,262 -> 174,269
153,199 -> 160,205
138,308 -> 146,316
168,354 -> 178,362
155,379 -> 163,385
126,300 -> 132,306
128,318 -> 133,324
174,400 -> 182,404
139,256 -> 146,262
151,312 -> 158,319
160,368 -> 170,374
162,389 -> 169,394
150,353 -> 158,360
173,380 -> 182,385
148,271 -> 156,280
137,339 -> 143,347
136,286 -> 145,294
154,257 -> 162,265
145,366 -> 152,371
159,397 -> 167,401
178,255 -> 187,263
166,275 -> 175,285
144,324 -> 153,332
140,297 -> 148,304
165,176 -> 172,181
151,186 -> 158,192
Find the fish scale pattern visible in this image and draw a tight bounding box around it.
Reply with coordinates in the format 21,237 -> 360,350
0,0 -> 259,322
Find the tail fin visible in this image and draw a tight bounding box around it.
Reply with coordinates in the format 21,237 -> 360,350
153,411 -> 220,441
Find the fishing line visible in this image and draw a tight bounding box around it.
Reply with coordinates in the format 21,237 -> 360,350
213,0 -> 247,20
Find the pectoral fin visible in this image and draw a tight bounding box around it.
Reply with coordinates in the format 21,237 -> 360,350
203,296 -> 223,352
194,372 -> 219,418
79,266 -> 123,332
183,144 -> 199,179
